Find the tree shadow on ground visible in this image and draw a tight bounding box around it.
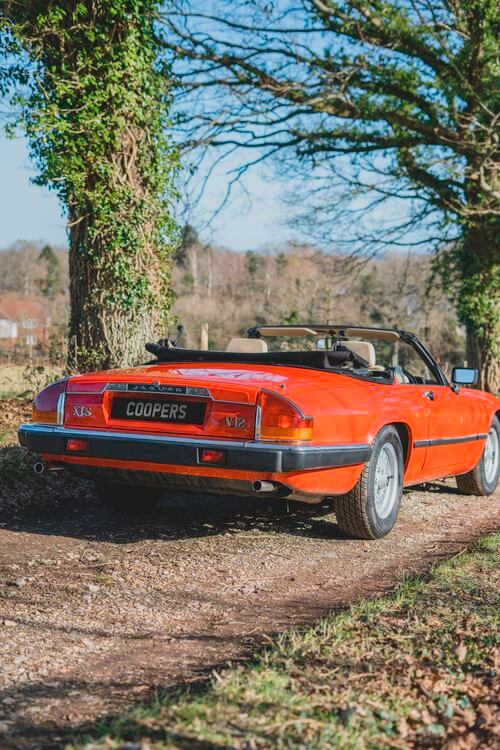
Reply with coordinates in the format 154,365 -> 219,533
0,446 -> 463,547
0,671 -> 252,749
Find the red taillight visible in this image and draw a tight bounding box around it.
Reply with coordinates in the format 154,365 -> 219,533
258,390 -> 313,442
199,448 -> 226,465
66,438 -> 89,453
32,379 -> 68,425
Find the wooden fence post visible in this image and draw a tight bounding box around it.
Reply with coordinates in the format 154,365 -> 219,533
200,322 -> 209,350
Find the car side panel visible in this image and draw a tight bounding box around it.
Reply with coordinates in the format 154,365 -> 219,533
370,383 -> 430,484
294,382 -> 498,486
285,381 -> 430,486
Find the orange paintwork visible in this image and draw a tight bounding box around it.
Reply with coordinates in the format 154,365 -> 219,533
33,360 -> 499,497
64,391 -> 257,441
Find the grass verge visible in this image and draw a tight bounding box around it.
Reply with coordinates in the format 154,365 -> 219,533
72,534 -> 499,749
0,363 -> 63,400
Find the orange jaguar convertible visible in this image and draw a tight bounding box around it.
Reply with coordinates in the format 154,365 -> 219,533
19,324 -> 499,539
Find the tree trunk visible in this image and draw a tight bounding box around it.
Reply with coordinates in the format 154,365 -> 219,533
459,224 -> 500,394
2,2 -> 178,374
62,64 -> 177,373
466,325 -> 481,373
466,325 -> 499,394
68,219 -> 169,371
67,114 -> 175,374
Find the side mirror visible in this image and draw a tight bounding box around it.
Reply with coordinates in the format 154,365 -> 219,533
452,367 -> 479,387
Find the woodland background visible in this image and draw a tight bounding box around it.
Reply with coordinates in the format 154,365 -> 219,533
0,236 -> 464,376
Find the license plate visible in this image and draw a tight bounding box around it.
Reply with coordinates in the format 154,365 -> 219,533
111,397 -> 206,424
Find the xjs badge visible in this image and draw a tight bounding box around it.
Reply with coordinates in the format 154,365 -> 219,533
225,417 -> 246,429
73,405 -> 92,417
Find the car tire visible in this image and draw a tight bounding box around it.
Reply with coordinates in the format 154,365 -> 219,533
456,416 -> 499,496
94,480 -> 163,513
335,425 -> 404,540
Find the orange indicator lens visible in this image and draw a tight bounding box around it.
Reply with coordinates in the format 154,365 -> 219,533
258,390 -> 313,442
32,378 -> 68,425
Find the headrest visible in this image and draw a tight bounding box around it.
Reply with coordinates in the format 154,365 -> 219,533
344,340 -> 376,367
225,338 -> 269,353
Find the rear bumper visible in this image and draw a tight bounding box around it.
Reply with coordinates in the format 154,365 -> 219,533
18,424 -> 371,473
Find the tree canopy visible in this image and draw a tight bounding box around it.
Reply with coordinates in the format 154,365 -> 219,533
163,0 -> 499,390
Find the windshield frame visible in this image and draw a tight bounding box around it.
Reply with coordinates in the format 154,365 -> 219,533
247,324 -> 449,387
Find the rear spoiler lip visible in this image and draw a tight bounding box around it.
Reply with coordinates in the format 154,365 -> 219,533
18,424 -> 372,473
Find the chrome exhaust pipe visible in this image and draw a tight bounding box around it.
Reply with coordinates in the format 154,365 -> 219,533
252,480 -> 277,493
33,461 -> 65,475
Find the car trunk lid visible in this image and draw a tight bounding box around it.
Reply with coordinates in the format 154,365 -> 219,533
63,363 -> 280,440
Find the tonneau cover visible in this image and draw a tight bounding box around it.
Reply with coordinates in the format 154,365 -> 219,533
145,345 -> 364,369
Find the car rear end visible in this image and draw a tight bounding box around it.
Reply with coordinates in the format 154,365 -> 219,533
19,366 -> 370,502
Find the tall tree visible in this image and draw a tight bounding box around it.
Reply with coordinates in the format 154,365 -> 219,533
174,222 -> 199,267
38,244 -> 60,300
1,0 -> 179,370
164,0 -> 499,391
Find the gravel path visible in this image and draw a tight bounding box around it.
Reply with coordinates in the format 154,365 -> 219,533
0,477 -> 497,749
0,405 -> 499,748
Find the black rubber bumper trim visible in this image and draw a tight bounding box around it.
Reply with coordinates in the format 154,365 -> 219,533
280,445 -> 371,471
18,425 -> 371,473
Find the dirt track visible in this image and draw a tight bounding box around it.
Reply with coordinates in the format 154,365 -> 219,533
0,403 -> 499,748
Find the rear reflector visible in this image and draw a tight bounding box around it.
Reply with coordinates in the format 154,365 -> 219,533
199,448 -> 226,465
66,438 -> 89,453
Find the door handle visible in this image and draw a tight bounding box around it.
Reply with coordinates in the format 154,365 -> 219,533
423,390 -> 435,401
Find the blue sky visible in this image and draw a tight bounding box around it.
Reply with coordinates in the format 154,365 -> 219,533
0,133 -> 299,252
0,134 -> 67,248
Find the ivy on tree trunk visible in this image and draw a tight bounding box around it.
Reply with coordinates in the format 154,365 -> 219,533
1,0 -> 179,370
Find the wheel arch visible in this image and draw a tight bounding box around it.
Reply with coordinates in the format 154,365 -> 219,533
368,419 -> 412,474
388,421 -> 412,471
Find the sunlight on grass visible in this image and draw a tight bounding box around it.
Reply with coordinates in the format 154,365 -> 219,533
72,533 -> 499,749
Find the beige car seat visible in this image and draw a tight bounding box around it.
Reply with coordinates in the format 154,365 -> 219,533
226,338 -> 268,353
344,340 -> 385,371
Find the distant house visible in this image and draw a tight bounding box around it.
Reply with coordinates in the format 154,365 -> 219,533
0,294 -> 49,348
0,319 -> 18,340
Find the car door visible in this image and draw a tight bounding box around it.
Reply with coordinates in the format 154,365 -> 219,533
392,335 -> 479,479
421,384 -> 482,474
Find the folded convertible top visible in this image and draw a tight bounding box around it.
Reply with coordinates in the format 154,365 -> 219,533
145,344 -> 365,369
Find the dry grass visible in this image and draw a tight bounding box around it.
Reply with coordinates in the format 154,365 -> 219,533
0,363 -> 64,399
